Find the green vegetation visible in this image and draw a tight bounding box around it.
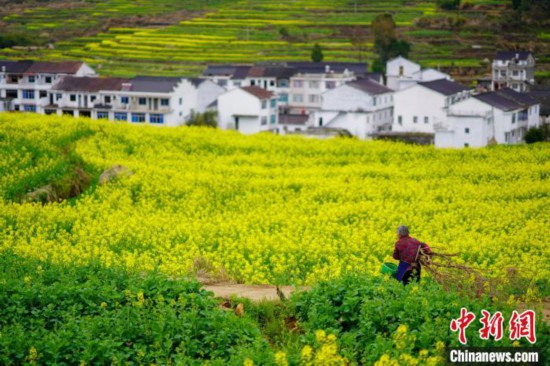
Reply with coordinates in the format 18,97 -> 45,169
0,0 -> 548,81
310,43 -> 324,62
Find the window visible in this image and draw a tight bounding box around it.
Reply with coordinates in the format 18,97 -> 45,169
465,128 -> 470,134
513,70 -> 519,76
270,80 -> 275,87
278,93 -> 288,103
278,79 -> 288,88
500,70 -> 506,77
56,93 -> 62,100
261,116 -> 267,125
399,65 -> 404,76
424,116 -> 429,124
308,95 -> 319,103
150,114 -> 164,124
270,99 -> 276,108
160,98 -> 169,106
373,97 -> 377,106
139,98 -> 147,105
218,79 -> 227,87
45,76 -> 52,84
114,112 -> 127,121
70,94 -> 76,102
97,111 -> 109,119
39,90 -> 47,98
23,105 -> 36,112
28,76 -> 35,83
250,80 -> 256,86
105,96 -> 111,104
179,98 -> 182,106
234,81 -> 242,87
413,116 -> 418,123
325,81 -> 336,89
292,80 -> 303,88
512,113 -> 516,124
398,116 -> 402,125
309,81 -> 319,89
319,117 -> 323,126
464,143 -> 469,147
121,96 -> 129,104
270,114 -> 276,124
292,94 -> 303,103
131,113 -> 146,123
23,90 -> 35,99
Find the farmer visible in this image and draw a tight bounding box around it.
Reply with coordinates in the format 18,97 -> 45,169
393,225 -> 432,285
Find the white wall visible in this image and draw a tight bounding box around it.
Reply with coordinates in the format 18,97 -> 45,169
435,114 -> 494,148
196,80 -> 225,113
393,85 -> 448,133
218,88 -> 278,134
386,57 -> 421,90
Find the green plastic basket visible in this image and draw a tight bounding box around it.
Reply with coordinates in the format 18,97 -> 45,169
381,262 -> 398,276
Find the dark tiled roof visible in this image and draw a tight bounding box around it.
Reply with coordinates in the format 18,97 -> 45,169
241,86 -> 274,100
286,62 -> 367,76
496,88 -> 538,107
187,77 -> 207,87
347,78 -> 393,95
231,66 -> 252,80
495,51 -> 532,61
52,76 -> 128,92
0,60 -> 34,73
26,61 -> 84,74
365,72 -> 383,83
474,92 -> 522,111
278,114 -> 308,125
203,64 -> 248,76
247,65 -> 296,79
419,79 -> 470,96
129,76 -> 182,93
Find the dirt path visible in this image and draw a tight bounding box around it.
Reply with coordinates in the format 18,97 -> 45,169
202,283 -> 300,301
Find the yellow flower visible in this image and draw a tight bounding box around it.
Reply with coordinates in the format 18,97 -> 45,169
100,302 -> 107,309
274,351 -> 288,366
243,358 -> 254,366
300,345 -> 313,361
315,329 -> 326,343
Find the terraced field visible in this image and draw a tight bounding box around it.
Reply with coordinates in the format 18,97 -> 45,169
1,0 -> 549,80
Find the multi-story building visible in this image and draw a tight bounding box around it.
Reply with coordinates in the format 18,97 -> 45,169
435,88 -> 540,148
46,75 -> 224,126
0,60 -> 96,113
386,56 -> 452,91
393,79 -> 471,133
217,86 -> 278,134
492,51 -> 535,92
312,77 -> 394,139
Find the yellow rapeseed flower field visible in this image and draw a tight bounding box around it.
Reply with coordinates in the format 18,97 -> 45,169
0,113 -> 548,297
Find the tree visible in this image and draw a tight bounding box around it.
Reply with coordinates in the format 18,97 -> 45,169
371,14 -> 411,73
186,110 -> 217,128
437,0 -> 461,10
525,126 -> 550,143
311,43 -> 324,63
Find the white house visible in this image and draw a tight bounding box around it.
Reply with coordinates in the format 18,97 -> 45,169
386,56 -> 452,90
312,78 -> 394,139
217,86 -> 278,134
492,51 -> 535,92
0,60 -> 96,113
393,79 -> 471,133
46,76 -> 224,126
435,88 -> 540,148
288,67 -> 356,114
202,65 -> 252,90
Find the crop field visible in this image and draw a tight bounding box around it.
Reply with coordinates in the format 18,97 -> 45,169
0,113 -> 549,363
2,0 -> 548,79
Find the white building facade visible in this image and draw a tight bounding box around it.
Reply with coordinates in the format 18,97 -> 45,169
217,86 -> 278,134
393,79 -> 471,133
386,56 -> 452,91
435,89 -> 540,148
312,78 -> 394,139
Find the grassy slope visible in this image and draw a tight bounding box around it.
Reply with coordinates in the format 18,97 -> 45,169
0,0 -> 548,81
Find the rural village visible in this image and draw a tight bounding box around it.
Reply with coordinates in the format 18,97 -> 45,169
1,51 -> 548,148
